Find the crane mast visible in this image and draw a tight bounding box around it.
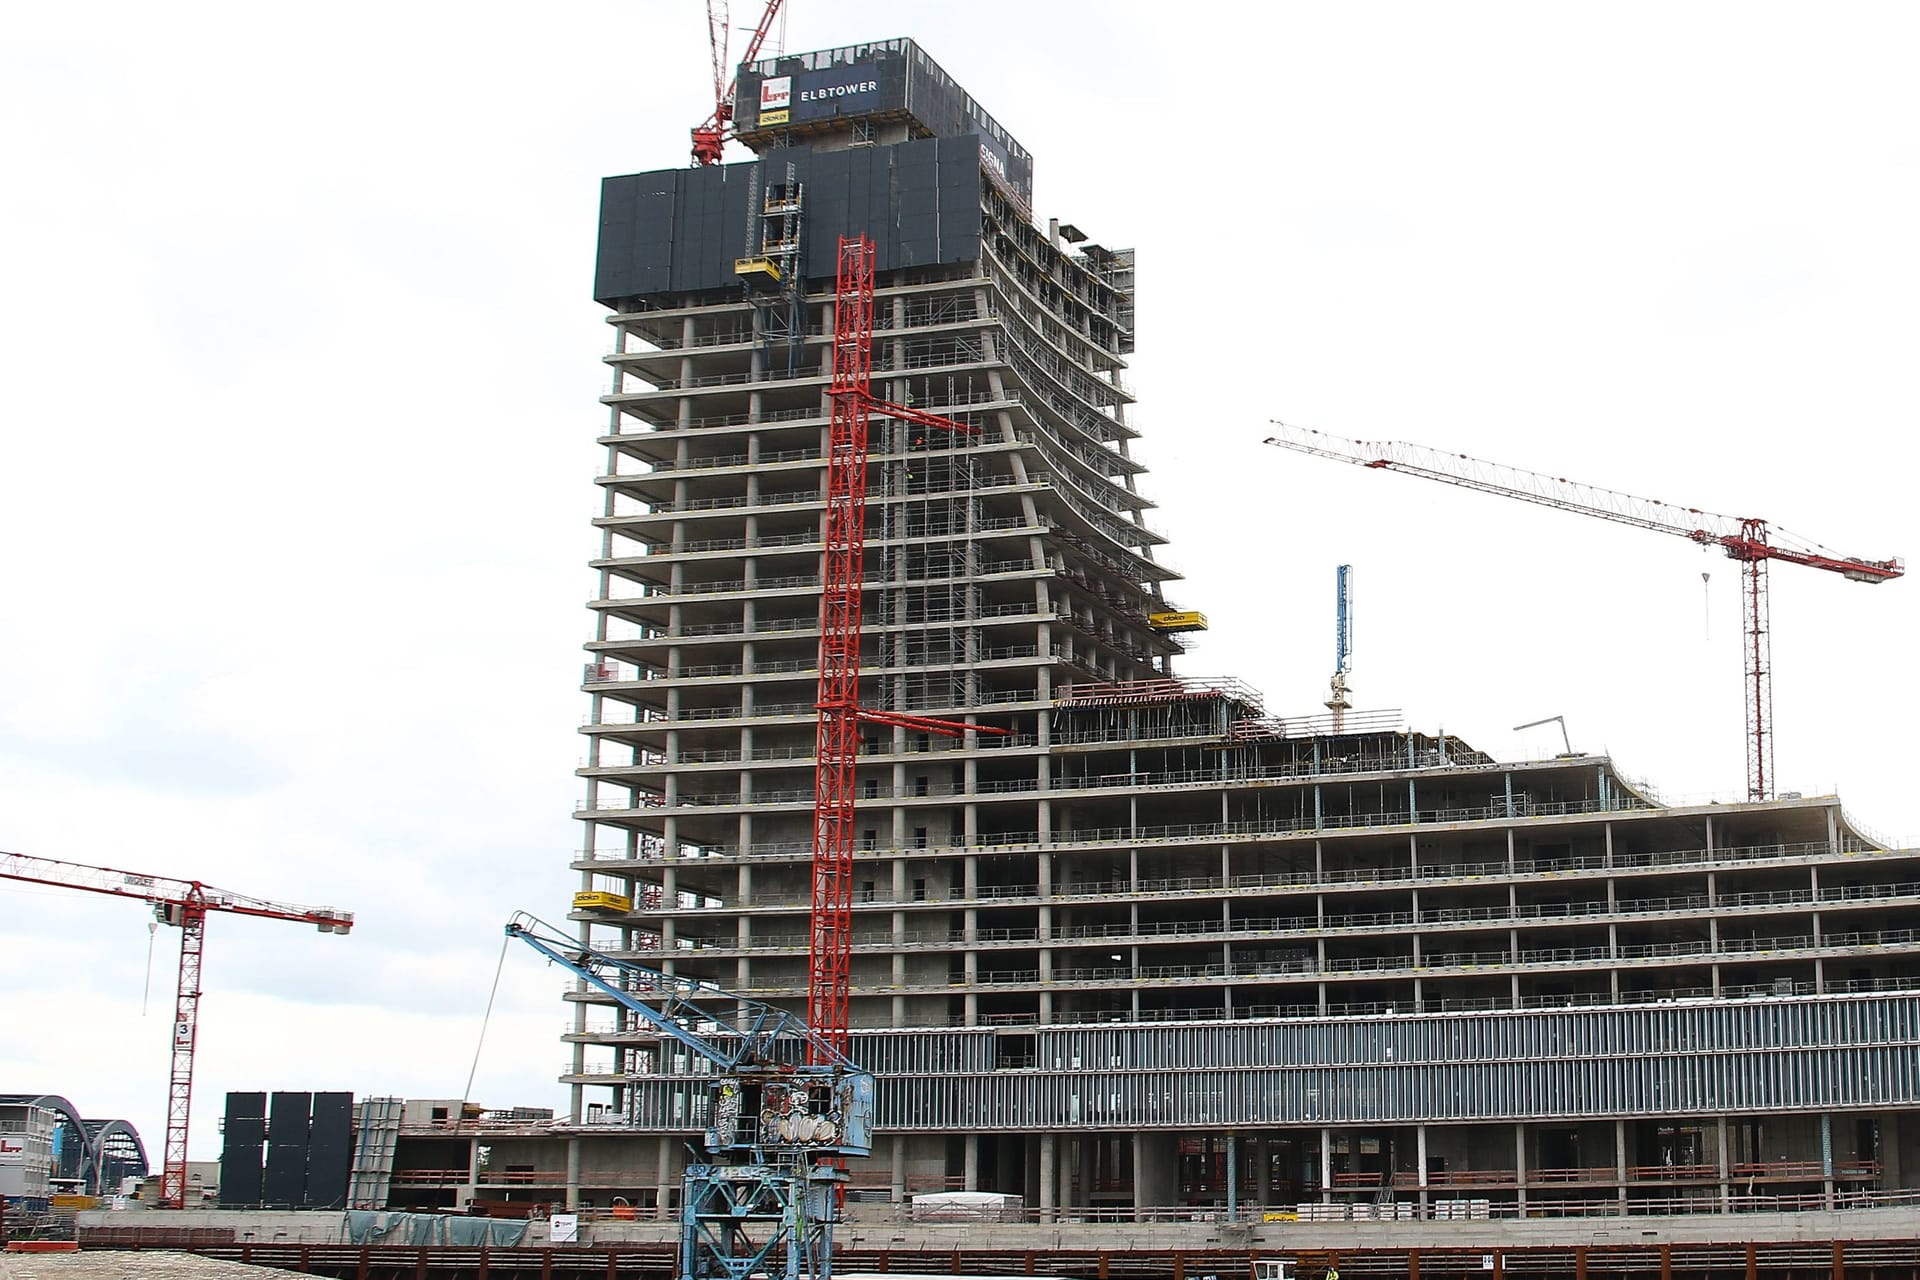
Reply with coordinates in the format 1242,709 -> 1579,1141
0,852 -> 351,1207
811,235 -> 1008,1049
1263,423 -> 1903,801
1327,564 -> 1354,731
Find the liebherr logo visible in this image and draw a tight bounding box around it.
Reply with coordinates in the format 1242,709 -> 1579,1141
759,77 -> 791,111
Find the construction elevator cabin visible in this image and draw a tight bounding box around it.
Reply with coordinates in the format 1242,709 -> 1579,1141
571,37 -> 1920,1218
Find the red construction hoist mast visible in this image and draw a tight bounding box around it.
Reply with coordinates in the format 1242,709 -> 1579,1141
809,236 -> 1007,1049
1263,424 -> 1904,802
0,851 -> 352,1207
691,1 -> 786,166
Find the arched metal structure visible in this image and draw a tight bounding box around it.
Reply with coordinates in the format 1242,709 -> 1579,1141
0,1094 -> 148,1194
83,1118 -> 151,1191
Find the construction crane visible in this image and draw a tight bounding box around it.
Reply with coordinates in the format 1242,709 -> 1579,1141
811,235 -> 1009,1048
1263,423 -> 1904,802
0,851 -> 352,1209
1326,564 -> 1354,731
691,1 -> 786,166
508,914 -> 872,1280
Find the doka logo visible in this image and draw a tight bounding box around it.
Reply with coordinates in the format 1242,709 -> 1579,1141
759,77 -> 792,111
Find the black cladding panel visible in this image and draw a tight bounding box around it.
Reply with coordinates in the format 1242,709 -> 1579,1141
224,1091 -> 266,1123
263,1144 -> 306,1208
265,1091 -> 311,1145
218,1144 -> 263,1207
304,1093 -> 353,1209
262,1092 -> 311,1208
593,135 -> 984,308
218,1091 -> 270,1205
223,1116 -> 265,1146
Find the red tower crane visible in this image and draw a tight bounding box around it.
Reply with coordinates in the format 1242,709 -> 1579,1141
691,1 -> 786,166
808,236 -> 1009,1050
1262,423 -> 1904,803
0,851 -> 352,1208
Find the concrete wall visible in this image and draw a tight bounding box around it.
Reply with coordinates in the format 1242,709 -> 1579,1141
89,1202 -> 1920,1251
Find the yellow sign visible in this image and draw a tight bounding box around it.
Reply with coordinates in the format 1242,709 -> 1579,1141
573,890 -> 633,913
1148,610 -> 1208,633
759,109 -> 790,126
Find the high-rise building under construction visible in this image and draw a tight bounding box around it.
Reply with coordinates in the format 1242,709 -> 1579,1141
566,38 -> 1920,1217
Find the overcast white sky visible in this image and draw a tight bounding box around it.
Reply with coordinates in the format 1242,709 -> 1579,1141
4,2 -> 1917,1161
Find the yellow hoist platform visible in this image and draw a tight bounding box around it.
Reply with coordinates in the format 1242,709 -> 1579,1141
1148,610 -> 1208,634
733,256 -> 782,283
572,890 -> 633,914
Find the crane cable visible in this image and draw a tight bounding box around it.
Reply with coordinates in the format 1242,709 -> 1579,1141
142,920 -> 158,1016
461,933 -> 512,1120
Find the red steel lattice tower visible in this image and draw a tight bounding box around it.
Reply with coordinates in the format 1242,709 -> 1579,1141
808,237 -> 876,1041
164,892 -> 207,1208
807,236 -> 1006,1050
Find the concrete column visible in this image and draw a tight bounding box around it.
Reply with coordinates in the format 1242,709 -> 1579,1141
1320,1127 -> 1333,1205
1514,1124 -> 1527,1212
1227,1133 -> 1239,1219
1822,1113 -> 1836,1209
1728,1120 -> 1743,1212
892,1134 -> 907,1203
1417,1124 -> 1430,1217
565,1136 -> 581,1210
657,1135 -> 676,1221
965,1133 -> 980,1191
1615,1120 -> 1628,1211
467,1136 -> 482,1211
1132,1132 -> 1179,1220
1039,1133 -> 1057,1222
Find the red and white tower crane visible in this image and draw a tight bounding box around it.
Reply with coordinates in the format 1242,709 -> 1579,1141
691,1 -> 786,166
808,236 -> 1009,1051
0,852 -> 352,1208
1263,423 -> 1904,803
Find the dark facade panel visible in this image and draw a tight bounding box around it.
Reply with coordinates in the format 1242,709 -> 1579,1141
223,1091 -> 266,1124
222,1116 -> 265,1147
261,1091 -> 309,1208
265,1091 -> 310,1146
217,1091 -> 269,1206
593,136 -> 984,308
304,1092 -> 353,1209
218,1143 -> 263,1207
262,1143 -> 306,1208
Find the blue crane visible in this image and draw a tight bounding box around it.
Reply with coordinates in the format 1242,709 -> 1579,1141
506,913 -> 874,1280
1326,564 -> 1353,730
